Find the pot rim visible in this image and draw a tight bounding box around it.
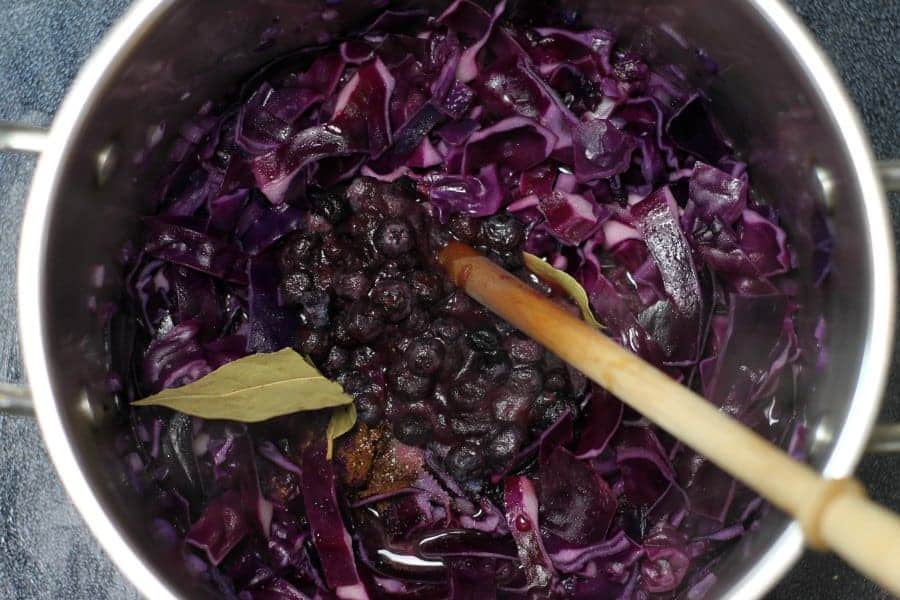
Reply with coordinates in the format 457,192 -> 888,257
16,1 -> 896,599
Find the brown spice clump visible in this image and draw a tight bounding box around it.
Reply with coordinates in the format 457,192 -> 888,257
334,423 -> 385,489
334,422 -> 425,500
362,438 -> 425,498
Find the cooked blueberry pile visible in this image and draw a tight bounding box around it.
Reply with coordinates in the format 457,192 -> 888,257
279,177 -> 580,487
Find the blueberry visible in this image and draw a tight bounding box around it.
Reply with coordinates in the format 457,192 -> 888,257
389,368 -> 434,400
331,315 -> 354,347
375,219 -> 415,257
322,346 -> 348,374
355,394 -> 384,426
406,338 -> 445,376
311,264 -> 334,291
371,280 -> 413,322
350,210 -> 383,240
486,426 -> 526,464
481,352 -> 511,385
350,346 -> 377,370
451,375 -> 487,410
279,271 -> 312,305
491,388 -> 531,423
468,327 -> 500,353
297,328 -> 330,358
347,177 -> 380,212
533,392 -> 570,429
337,371 -> 368,394
445,444 -> 484,480
394,415 -> 430,445
310,189 -> 349,224
299,290 -> 330,329
364,378 -> 387,400
509,365 -> 543,396
507,338 -> 543,364
320,232 -> 346,262
405,307 -> 430,333
448,214 -> 481,243
431,318 -> 464,342
409,271 -> 444,304
385,253 -> 418,272
376,261 -> 403,281
306,211 -> 333,234
334,271 -> 371,301
544,370 -> 568,392
480,214 -> 524,251
542,400 -> 570,427
347,303 -> 385,343
381,189 -> 413,218
359,244 -> 383,270
494,249 -> 524,270
450,413 -> 495,437
394,335 -> 415,354
279,232 -> 319,273
437,290 -> 477,319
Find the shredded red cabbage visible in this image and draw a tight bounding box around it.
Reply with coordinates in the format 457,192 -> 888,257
106,1 -> 827,598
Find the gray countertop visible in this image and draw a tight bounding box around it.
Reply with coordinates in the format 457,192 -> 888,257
0,1 -> 897,598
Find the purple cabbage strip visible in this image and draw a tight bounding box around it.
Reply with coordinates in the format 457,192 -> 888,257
539,190 -> 602,245
632,186 -> 703,361
186,490 -> 251,566
421,165 -> 503,221
572,119 -> 637,182
617,425 -> 681,507
461,116 -> 556,174
301,440 -> 370,600
574,390 -> 623,459
689,162 -> 747,226
504,476 -> 558,594
143,216 -> 248,284
539,445 -> 618,548
142,321 -> 211,393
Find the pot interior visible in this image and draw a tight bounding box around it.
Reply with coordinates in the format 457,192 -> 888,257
32,0 -> 883,597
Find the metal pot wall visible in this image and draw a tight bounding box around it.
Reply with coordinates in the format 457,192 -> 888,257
0,0 -> 898,597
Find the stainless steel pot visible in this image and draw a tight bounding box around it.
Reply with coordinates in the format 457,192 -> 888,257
1,0 -> 898,597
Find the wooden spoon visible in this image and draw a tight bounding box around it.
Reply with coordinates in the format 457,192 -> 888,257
439,241 -> 900,595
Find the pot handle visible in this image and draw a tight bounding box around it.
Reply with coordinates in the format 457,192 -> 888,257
868,424 -> 900,453
0,383 -> 34,416
881,159 -> 900,193
871,160 -> 900,451
0,121 -> 47,417
0,122 -> 48,154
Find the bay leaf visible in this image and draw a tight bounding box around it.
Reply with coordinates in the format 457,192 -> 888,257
132,347 -> 353,422
523,252 -> 603,329
326,403 -> 358,459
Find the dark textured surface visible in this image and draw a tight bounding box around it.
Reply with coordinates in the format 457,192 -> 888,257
0,1 -> 896,598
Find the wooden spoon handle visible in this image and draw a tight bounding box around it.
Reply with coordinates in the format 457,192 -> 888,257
439,241 -> 900,594
819,492 -> 900,593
